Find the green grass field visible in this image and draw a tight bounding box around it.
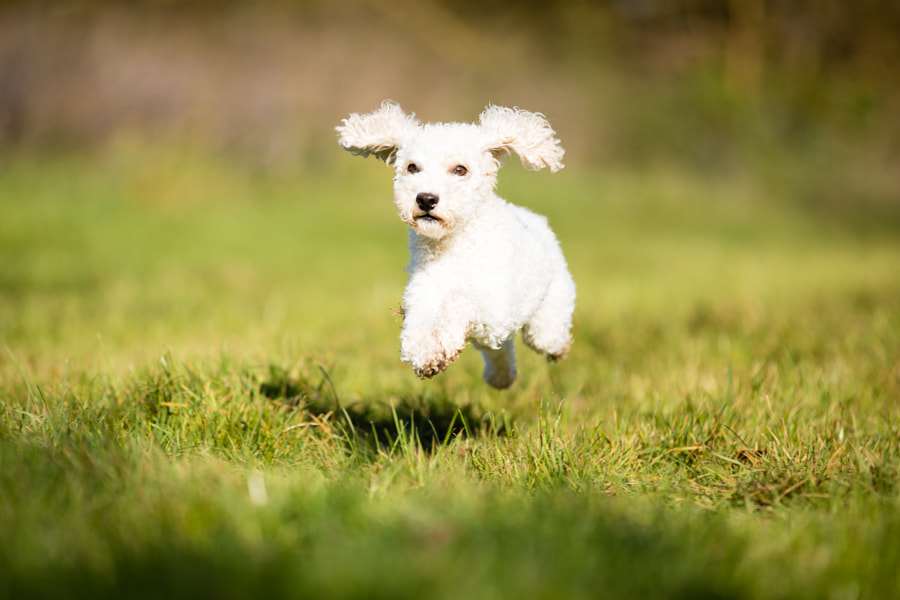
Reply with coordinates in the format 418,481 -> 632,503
2,144 -> 899,599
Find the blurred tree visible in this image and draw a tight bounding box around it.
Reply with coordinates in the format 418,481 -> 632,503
0,0 -> 897,158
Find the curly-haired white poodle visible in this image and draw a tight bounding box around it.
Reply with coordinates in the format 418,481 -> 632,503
336,101 -> 575,389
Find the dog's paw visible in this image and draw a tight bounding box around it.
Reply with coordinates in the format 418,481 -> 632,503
401,329 -> 465,379
412,347 -> 461,379
484,367 -> 516,389
545,339 -> 571,362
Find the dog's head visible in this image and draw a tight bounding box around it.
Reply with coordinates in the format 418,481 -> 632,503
337,101 -> 564,240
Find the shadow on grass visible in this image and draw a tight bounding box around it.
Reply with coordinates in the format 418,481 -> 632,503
259,365 -> 506,452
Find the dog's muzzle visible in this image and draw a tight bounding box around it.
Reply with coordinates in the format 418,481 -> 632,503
413,192 -> 442,223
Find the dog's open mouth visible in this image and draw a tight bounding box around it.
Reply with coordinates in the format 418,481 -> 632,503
410,211 -> 446,237
414,213 -> 442,223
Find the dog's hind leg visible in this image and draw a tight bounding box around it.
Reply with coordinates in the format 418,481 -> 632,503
473,338 -> 517,389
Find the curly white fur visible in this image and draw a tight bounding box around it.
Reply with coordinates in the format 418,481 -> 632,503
336,101 -> 575,389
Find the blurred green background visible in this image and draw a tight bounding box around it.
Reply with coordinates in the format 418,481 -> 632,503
2,0 -> 898,170
1,0 -> 898,387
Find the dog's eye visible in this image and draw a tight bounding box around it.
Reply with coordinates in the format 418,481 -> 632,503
407,163 -> 420,174
450,165 -> 468,176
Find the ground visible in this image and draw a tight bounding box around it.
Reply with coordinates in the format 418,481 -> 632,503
1,146 -> 898,599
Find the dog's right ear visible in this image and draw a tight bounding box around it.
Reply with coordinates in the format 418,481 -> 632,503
336,101 -> 420,164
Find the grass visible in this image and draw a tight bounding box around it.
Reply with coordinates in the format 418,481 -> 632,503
1,142 -> 899,599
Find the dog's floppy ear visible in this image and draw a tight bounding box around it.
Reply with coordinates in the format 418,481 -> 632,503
336,100 -> 421,164
478,106 -> 565,172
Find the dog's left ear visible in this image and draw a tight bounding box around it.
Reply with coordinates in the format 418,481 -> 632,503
479,106 -> 565,172
336,100 -> 421,164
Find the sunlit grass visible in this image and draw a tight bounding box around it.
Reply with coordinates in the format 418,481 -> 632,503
1,145 -> 899,598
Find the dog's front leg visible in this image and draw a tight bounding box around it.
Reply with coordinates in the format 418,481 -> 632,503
399,295 -> 470,379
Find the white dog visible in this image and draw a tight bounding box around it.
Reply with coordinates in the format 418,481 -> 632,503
336,101 -> 575,389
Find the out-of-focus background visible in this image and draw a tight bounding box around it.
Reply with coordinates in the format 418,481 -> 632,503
3,6 -> 900,597
2,0 -> 898,173
2,0 -> 899,386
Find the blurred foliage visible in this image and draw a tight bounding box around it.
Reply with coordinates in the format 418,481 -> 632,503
0,0 -> 898,173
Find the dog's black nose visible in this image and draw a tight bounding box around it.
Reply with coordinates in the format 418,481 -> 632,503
416,192 -> 439,211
